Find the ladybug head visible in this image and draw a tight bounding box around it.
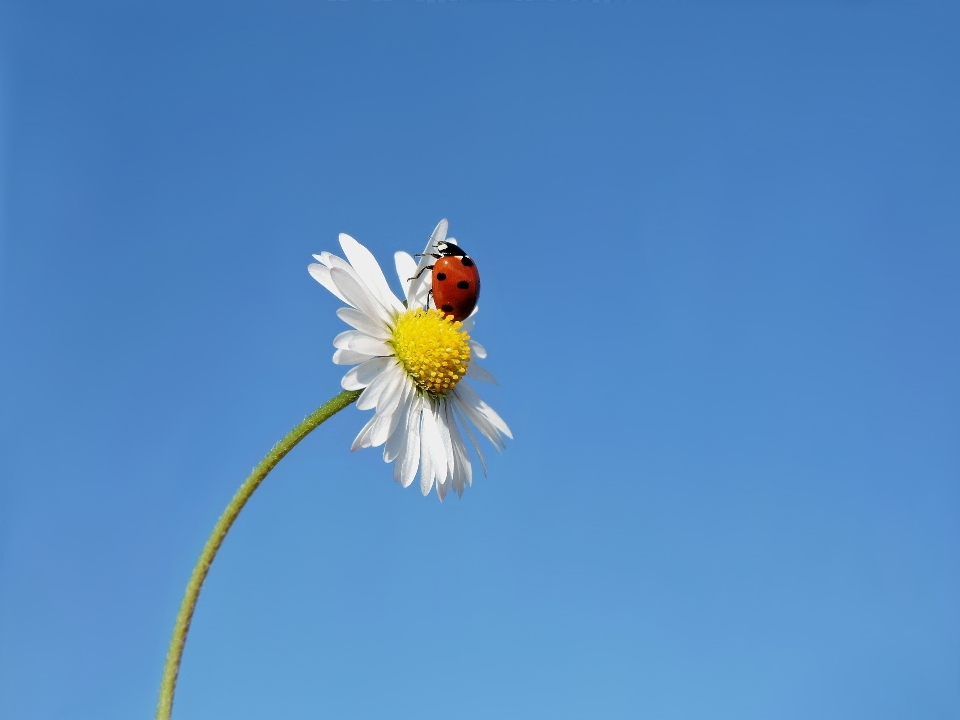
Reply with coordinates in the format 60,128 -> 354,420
435,241 -> 467,257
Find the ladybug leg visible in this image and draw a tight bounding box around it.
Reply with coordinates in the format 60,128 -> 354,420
408,263 -> 434,282
426,289 -> 434,310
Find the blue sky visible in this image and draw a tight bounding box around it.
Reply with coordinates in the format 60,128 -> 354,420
1,3 -> 958,719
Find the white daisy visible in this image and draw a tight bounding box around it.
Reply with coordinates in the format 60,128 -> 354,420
308,219 -> 512,499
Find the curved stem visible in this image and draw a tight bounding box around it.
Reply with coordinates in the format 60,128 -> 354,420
155,389 -> 362,720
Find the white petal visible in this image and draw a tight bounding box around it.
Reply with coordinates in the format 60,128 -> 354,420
455,381 -> 513,439
317,252 -> 369,300
336,307 -> 391,340
468,340 -> 487,359
436,474 -> 449,501
406,219 -> 447,307
453,401 -> 488,476
318,251 -> 339,267
465,361 -> 497,384
434,400 -> 456,482
399,396 -> 422,488
341,356 -> 391,391
460,314 -> 477,334
421,400 -> 449,491
392,443 -> 405,484
394,251 -> 418,300
350,413 -> 379,451
320,251 -> 355,274
392,403 -> 410,484
383,381 -> 414,463
349,401 -> 398,451
368,364 -> 407,408
332,330 -> 360,350
308,263 -> 349,304
445,401 -> 472,496
351,410 -> 393,451
383,388 -> 408,443
339,233 -> 405,314
333,330 -> 391,357
457,437 -> 473,491
375,366 -> 407,418
411,275 -> 431,310
419,407 -> 435,496
452,386 -> 506,450
350,336 -> 390,356
325,252 -> 392,312
333,348 -> 375,366
330,267 -> 394,326
367,409 -> 395,448
356,362 -> 402,411
406,262 -> 432,310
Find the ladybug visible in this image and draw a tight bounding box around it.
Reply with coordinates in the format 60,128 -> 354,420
411,240 -> 480,322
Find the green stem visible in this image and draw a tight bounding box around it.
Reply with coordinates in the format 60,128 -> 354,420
155,389 -> 362,720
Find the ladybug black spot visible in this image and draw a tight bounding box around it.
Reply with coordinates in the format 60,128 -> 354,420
436,272 -> 447,281
461,257 -> 474,267
441,304 -> 454,313
457,280 -> 470,289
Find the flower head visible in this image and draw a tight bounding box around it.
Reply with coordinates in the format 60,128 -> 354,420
308,219 -> 511,499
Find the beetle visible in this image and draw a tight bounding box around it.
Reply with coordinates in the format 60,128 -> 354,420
410,240 -> 480,322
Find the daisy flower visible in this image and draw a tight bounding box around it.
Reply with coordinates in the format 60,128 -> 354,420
308,219 -> 512,499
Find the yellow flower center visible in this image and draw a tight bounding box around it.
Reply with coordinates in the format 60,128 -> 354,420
390,308 -> 471,396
